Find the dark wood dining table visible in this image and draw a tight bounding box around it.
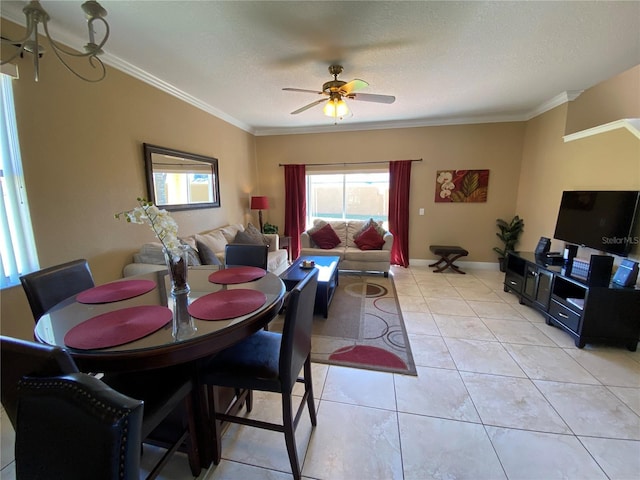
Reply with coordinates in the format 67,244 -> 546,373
33,265 -> 286,468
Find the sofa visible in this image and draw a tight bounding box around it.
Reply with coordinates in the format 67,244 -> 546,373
123,223 -> 289,277
299,219 -> 393,276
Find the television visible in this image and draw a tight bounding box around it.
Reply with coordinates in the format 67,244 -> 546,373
553,190 -> 640,257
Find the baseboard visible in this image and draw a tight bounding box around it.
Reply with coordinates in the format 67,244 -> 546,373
408,259 -> 501,271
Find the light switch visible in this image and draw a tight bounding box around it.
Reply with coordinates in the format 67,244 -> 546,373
419,208 -> 425,216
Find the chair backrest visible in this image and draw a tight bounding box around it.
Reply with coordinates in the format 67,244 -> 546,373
279,269 -> 319,390
20,259 -> 95,322
224,244 -> 269,270
0,335 -> 79,430
16,372 -> 143,480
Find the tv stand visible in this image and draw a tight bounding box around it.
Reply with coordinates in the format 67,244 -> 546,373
503,252 -> 640,351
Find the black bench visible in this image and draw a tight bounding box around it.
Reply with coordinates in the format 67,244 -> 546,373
429,245 -> 469,274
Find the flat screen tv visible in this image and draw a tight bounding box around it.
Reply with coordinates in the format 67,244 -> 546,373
553,190 -> 640,257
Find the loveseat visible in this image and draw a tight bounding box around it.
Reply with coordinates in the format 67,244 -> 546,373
299,219 -> 393,276
123,223 -> 289,277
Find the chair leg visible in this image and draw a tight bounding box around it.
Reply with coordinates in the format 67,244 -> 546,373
184,392 -> 201,476
303,357 -> 317,426
246,389 -> 253,413
282,393 -> 301,480
207,385 -> 222,465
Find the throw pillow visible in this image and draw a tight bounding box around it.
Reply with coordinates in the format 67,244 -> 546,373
354,225 -> 385,250
233,230 -> 264,245
310,223 -> 341,249
306,219 -> 328,247
196,240 -> 222,265
355,218 -> 386,239
195,230 -> 228,254
244,223 -> 270,246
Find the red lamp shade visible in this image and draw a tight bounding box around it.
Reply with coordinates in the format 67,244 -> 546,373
250,196 -> 269,210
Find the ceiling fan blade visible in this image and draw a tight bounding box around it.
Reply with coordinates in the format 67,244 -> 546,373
290,98 -> 326,115
349,92 -> 396,104
283,88 -> 324,95
341,79 -> 368,95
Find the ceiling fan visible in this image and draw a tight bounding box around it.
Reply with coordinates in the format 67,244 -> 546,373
283,65 -> 396,119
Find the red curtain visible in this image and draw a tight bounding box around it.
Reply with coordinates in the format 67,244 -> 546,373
284,164 -> 306,259
389,160 -> 412,267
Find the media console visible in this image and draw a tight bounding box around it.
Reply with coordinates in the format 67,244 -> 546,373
503,252 -> 640,351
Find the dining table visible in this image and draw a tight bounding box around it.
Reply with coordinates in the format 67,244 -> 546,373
33,265 -> 286,469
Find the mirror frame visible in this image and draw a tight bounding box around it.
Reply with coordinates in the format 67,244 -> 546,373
143,143 -> 221,211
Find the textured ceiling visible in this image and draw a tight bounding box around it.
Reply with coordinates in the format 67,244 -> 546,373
2,1 -> 639,135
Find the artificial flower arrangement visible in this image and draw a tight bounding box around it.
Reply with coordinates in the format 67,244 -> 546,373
115,197 -> 181,253
115,198 -> 189,293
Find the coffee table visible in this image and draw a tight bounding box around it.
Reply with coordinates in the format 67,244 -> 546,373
280,255 -> 340,318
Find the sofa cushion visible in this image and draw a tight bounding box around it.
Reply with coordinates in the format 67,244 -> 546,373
195,230 -> 228,254
299,247 -> 344,260
354,225 -> 385,250
344,247 -> 392,263
196,240 -> 222,265
220,223 -> 244,242
310,223 -> 341,249
133,242 -> 201,266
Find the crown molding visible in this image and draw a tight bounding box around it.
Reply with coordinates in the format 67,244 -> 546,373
525,90 -> 584,120
104,54 -> 254,134
563,118 -> 640,142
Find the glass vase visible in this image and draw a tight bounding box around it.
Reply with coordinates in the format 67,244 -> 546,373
163,245 -> 191,295
171,291 -> 197,341
163,245 -> 196,340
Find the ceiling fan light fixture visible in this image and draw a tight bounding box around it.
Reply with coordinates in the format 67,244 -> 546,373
323,97 -> 349,119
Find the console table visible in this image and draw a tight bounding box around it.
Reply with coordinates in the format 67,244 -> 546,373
503,252 -> 640,351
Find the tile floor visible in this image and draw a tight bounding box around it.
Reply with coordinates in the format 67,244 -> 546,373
2,265 -> 639,479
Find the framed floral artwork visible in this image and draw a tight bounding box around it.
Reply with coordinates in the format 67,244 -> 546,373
435,169 -> 490,203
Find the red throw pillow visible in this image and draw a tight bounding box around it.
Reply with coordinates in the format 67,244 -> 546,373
354,225 -> 385,250
310,223 -> 341,249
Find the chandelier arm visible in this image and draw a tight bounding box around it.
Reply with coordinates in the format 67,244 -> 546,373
0,21 -> 37,65
47,45 -> 106,82
42,18 -> 109,58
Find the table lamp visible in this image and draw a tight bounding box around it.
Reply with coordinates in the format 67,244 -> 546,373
250,196 -> 269,233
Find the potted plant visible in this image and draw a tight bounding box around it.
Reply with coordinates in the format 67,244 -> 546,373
493,215 -> 525,272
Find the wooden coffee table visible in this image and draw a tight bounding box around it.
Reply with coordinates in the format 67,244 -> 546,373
279,255 -> 340,318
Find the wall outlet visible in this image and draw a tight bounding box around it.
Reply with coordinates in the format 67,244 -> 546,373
419,208 -> 425,216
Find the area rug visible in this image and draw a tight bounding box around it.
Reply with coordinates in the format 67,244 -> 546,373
272,273 -> 416,376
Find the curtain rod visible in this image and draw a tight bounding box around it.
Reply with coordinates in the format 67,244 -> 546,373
278,158 -> 422,167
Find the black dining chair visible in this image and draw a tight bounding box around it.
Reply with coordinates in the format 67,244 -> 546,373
197,269 -> 319,480
15,372 -> 144,480
20,259 -> 95,322
224,244 -> 269,270
0,335 -> 200,479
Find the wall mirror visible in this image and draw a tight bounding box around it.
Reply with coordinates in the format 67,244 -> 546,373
144,143 -> 220,211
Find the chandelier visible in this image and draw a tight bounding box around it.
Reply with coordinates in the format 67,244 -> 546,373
1,1 -> 109,82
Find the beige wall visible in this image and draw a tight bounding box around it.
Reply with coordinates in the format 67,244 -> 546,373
565,65 -> 640,135
0,19 -> 259,339
255,123 -> 526,262
516,68 -> 640,262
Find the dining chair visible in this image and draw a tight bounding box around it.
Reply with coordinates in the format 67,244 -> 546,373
0,335 -> 200,479
19,259 -> 95,322
15,372 -> 144,480
197,268 -> 319,480
224,244 -> 269,270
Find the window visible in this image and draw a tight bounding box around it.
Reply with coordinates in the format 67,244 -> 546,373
306,171 -> 389,229
1,73 -> 39,288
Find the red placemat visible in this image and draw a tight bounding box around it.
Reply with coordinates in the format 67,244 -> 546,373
64,305 -> 172,350
76,279 -> 156,304
187,289 -> 267,321
208,266 -> 266,285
